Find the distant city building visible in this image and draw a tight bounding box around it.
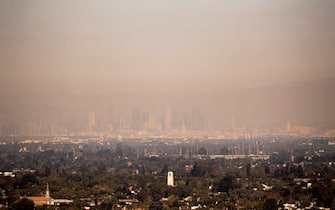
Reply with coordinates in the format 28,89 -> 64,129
180,110 -> 205,131
132,108 -> 141,130
231,117 -> 237,137
165,104 -> 172,131
144,115 -> 162,132
107,105 -> 115,132
88,112 -> 96,132
171,111 -> 182,129
286,121 -> 291,133
192,109 -> 204,130
182,111 -> 193,130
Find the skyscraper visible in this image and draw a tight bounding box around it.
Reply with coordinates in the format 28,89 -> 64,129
108,105 -> 115,132
182,111 -> 193,130
132,108 -> 141,130
88,112 -> 96,132
192,109 -> 204,130
165,104 -> 171,131
231,117 -> 236,137
171,111 -> 182,129
286,121 -> 291,134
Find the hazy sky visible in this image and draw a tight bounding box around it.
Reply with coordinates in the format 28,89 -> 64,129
1,0 -> 335,95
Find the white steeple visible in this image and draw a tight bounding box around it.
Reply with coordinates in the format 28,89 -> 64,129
46,182 -> 50,198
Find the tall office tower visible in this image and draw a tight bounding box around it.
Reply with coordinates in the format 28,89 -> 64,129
231,117 -> 237,137
286,121 -> 291,133
88,112 -> 96,132
165,104 -> 172,131
167,171 -> 174,186
179,119 -> 187,134
171,111 -> 182,129
145,114 -> 162,131
27,121 -> 38,136
132,108 -> 141,130
114,112 -> 123,131
108,105 -> 115,132
192,109 -> 204,130
141,112 -> 149,126
119,118 -> 124,131
182,111 -> 193,130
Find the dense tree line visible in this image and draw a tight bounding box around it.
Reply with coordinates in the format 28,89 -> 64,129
0,138 -> 335,209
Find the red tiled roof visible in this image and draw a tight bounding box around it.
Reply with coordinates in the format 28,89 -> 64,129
22,196 -> 51,206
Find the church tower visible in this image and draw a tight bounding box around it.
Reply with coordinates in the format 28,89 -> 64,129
167,171 -> 174,186
44,182 -> 51,205
46,182 -> 50,198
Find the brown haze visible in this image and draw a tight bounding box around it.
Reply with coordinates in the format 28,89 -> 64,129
1,0 -> 335,128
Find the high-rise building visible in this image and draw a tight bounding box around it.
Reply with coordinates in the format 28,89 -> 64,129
231,117 -> 236,137
88,112 -> 96,132
132,108 -> 141,130
107,105 -> 115,132
171,111 -> 182,129
286,121 -> 291,133
192,109 -> 204,130
167,171 -> 174,186
182,110 -> 204,130
182,111 -> 193,130
114,112 -> 124,131
165,104 -> 171,131
145,114 -> 162,131
141,112 -> 149,127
